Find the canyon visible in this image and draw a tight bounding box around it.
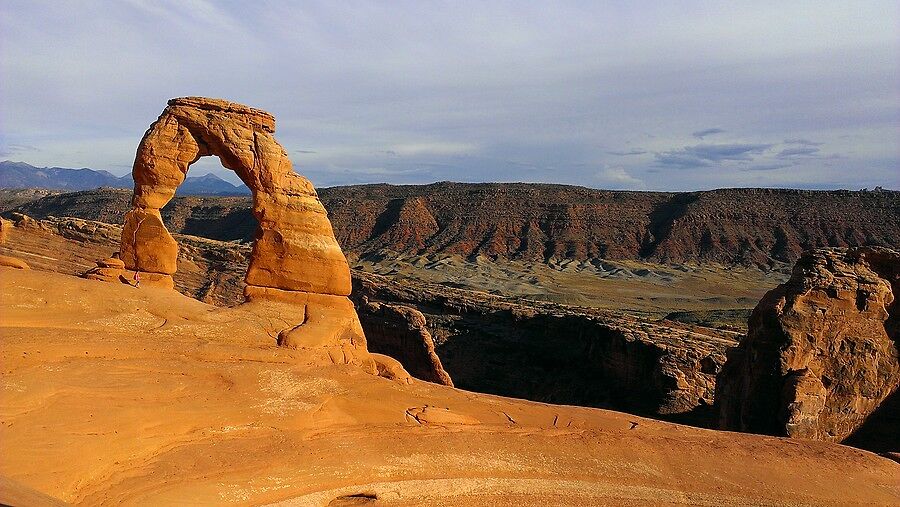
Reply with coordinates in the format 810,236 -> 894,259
0,213 -> 736,427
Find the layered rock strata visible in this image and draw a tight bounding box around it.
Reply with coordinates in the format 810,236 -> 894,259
9,185 -> 899,270
717,246 -> 900,450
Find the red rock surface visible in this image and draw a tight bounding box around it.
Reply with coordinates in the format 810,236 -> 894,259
122,97 -> 351,296
319,184 -> 900,267
3,267 -> 899,506
0,217 -> 29,269
356,298 -> 454,386
717,246 -> 900,450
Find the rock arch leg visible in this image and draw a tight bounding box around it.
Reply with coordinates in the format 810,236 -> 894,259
120,113 -> 201,288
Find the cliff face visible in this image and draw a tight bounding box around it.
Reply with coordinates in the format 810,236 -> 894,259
319,184 -> 900,267
716,247 -> 900,450
354,298 -> 454,386
352,270 -> 736,426
7,184 -> 898,269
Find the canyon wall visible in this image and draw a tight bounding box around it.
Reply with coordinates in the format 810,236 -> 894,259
352,270 -> 735,426
7,184 -> 898,268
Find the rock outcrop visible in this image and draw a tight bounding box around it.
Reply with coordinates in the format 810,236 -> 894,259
353,270 -> 737,426
319,184 -> 900,268
717,246 -> 900,450
2,213 -> 737,410
0,217 -> 29,269
81,254 -> 128,284
4,268 -> 899,505
121,97 -> 349,295
355,296 -> 454,386
117,97 -> 380,373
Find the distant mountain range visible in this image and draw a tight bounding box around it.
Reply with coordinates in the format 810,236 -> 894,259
0,160 -> 250,195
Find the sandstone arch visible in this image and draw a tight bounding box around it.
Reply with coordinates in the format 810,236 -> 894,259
119,97 -> 382,370
120,97 -> 350,297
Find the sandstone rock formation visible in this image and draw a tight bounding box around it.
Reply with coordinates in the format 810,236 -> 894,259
2,213 -> 738,413
117,97 -> 378,372
121,97 -> 349,295
353,270 -> 736,426
717,246 -> 900,450
356,297 -> 454,386
0,217 -> 29,269
3,268 -> 899,505
81,254 -> 127,283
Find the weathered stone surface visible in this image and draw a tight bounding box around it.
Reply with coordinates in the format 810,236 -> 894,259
356,297 -> 454,386
81,255 -> 125,283
352,270 -> 737,426
2,213 -> 736,410
717,246 -> 900,449
0,217 -> 29,269
0,217 -> 10,243
0,256 -> 29,270
120,209 -> 178,275
370,353 -> 414,385
113,97 -> 393,376
5,268 -> 899,505
121,96 -> 351,296
98,256 -> 125,269
241,286 -> 375,372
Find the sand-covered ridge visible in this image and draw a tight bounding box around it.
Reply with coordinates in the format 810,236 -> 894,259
1,268 -> 898,506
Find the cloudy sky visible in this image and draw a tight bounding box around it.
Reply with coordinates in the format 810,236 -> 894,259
1,1 -> 898,190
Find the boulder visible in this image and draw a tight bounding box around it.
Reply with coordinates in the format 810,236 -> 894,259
717,246 -> 899,450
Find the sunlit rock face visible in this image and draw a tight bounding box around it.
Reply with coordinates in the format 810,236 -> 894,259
118,97 -> 378,372
121,96 -> 350,296
717,246 -> 900,450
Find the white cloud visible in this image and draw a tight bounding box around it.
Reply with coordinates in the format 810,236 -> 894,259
596,167 -> 643,189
